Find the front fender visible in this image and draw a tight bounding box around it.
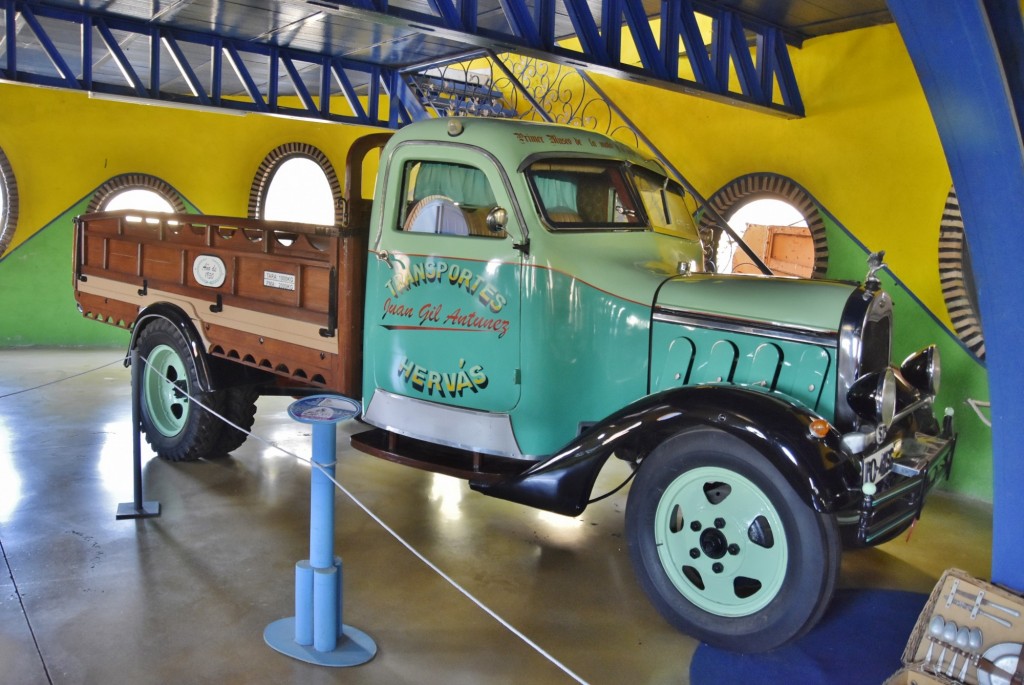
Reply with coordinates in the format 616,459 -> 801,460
471,385 -> 853,516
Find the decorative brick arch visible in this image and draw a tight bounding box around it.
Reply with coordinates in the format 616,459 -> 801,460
938,186 -> 985,359
0,146 -> 19,258
86,173 -> 187,213
697,173 -> 829,278
247,143 -> 343,224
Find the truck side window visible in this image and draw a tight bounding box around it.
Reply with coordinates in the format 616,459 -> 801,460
398,161 -> 506,238
631,167 -> 701,241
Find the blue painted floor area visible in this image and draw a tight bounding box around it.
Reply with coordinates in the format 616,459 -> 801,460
691,589 -> 927,685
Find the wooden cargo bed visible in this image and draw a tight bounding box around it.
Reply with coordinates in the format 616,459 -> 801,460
73,211 -> 366,395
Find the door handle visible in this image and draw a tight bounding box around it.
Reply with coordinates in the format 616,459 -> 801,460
376,250 -> 394,269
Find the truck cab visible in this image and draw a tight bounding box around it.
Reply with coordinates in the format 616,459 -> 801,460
362,117 -> 704,458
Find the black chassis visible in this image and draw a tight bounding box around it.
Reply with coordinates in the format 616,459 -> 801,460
472,382 -> 956,548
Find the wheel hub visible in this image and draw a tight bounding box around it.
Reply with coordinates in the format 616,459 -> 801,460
699,527 -> 728,560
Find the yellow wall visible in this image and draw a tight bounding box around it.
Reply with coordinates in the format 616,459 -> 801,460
0,84 -> 376,252
1,24 -> 952,303
596,23 -> 955,324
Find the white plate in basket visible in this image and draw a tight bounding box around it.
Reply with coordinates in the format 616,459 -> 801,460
978,642 -> 1022,685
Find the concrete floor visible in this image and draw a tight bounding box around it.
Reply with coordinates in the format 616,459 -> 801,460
0,349 -> 993,685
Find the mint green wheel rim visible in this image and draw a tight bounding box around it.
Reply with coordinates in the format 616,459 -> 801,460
143,343 -> 190,437
654,465 -> 788,617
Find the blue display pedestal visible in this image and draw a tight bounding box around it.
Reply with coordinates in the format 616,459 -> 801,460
264,395 -> 377,667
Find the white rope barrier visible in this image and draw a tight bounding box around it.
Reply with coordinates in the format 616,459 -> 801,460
0,357 -> 125,400
135,354 -> 591,685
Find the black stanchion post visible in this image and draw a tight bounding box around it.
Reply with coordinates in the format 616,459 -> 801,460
116,348 -> 161,520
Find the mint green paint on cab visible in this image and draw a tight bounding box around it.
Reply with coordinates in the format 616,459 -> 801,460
511,261 -> 652,456
361,119 -> 878,463
510,216 -> 704,457
366,252 -> 522,412
365,117 -> 707,457
655,274 -> 856,333
364,124 -> 528,415
379,118 -> 656,190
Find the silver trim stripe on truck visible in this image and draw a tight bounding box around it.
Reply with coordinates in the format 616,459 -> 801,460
653,307 -> 839,347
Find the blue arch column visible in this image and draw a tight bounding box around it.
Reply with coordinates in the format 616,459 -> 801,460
887,0 -> 1024,590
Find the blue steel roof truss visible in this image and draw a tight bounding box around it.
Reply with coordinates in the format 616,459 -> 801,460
1,0 -> 805,126
1,0 -> 419,126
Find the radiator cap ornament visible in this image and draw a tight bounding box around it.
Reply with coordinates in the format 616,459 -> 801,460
864,251 -> 886,292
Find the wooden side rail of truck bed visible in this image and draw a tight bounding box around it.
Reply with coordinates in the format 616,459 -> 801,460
73,211 -> 364,394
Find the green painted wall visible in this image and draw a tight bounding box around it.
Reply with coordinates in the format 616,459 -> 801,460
1,197 -> 122,346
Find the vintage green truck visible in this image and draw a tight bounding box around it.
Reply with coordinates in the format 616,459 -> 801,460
73,116 -> 955,652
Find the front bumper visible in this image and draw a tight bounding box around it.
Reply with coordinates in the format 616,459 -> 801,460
849,413 -> 957,546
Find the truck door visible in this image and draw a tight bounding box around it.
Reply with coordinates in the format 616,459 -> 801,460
365,143 -> 523,415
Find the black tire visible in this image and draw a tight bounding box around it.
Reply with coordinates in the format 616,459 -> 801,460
136,319 -> 224,462
207,385 -> 259,457
625,428 -> 841,653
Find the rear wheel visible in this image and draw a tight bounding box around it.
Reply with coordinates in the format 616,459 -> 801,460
137,319 -> 223,461
208,385 -> 259,456
626,429 -> 840,653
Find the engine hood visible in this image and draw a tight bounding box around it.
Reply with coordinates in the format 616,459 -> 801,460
654,274 -> 858,334
534,230 -> 704,306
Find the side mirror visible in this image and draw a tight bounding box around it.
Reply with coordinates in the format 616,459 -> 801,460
486,207 -> 508,233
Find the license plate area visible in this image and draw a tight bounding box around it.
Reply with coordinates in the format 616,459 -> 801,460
862,443 -> 895,485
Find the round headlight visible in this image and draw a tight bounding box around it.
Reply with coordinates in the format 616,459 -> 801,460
900,345 -> 941,395
879,367 -> 896,427
847,368 -> 897,428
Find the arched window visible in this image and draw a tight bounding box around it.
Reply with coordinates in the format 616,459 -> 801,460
0,146 -> 19,258
717,198 -> 810,277
103,189 -> 175,213
87,174 -> 186,214
697,173 -> 829,279
249,144 -> 341,225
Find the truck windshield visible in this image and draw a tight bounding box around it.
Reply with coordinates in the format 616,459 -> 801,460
630,167 -> 701,241
525,160 -> 644,230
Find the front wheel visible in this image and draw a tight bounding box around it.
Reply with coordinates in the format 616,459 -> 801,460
625,429 -> 840,653
136,319 -> 224,461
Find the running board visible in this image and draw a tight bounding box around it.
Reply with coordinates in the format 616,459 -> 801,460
350,428 -> 531,484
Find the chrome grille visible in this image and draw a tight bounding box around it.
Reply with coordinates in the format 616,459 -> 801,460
835,288 -> 893,430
